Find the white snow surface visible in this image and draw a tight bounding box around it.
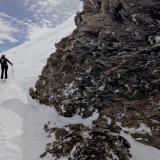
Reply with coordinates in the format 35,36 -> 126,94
0,16 -> 88,160
0,14 -> 160,160
122,132 -> 160,160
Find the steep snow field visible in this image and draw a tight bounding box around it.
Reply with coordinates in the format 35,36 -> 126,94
0,14 -> 160,160
0,16 -> 78,160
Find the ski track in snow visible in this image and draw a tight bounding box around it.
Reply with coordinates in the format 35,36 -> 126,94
0,15 -> 159,160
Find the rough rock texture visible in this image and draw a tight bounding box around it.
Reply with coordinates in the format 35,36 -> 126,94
41,123 -> 131,160
30,0 -> 160,159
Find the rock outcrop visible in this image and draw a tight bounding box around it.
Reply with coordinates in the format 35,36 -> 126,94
41,123 -> 131,160
30,0 -> 160,159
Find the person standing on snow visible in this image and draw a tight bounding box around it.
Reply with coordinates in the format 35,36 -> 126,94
0,55 -> 13,79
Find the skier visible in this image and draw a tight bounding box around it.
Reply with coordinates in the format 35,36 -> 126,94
0,55 -> 13,79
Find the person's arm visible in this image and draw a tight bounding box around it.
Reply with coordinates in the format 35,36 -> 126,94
7,59 -> 13,65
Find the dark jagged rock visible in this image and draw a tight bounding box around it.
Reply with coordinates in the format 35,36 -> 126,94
30,0 -> 160,159
43,124 -> 131,160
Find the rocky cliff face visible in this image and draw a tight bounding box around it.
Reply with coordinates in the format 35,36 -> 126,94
30,0 -> 160,159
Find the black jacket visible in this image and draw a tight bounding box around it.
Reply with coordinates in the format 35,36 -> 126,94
0,57 -> 12,67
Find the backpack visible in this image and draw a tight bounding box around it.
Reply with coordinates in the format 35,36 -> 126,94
0,58 -> 8,67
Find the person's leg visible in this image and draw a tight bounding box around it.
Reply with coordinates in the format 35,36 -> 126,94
1,67 -> 4,79
5,66 -> 8,79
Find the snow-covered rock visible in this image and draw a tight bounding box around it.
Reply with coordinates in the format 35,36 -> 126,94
30,0 -> 160,159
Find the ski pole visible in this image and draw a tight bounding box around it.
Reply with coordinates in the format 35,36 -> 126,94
12,65 -> 14,80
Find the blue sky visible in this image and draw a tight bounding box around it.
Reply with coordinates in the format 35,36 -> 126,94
0,0 -> 81,52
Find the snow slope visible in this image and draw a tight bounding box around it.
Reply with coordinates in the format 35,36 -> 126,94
0,15 -> 78,160
0,14 -> 160,160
